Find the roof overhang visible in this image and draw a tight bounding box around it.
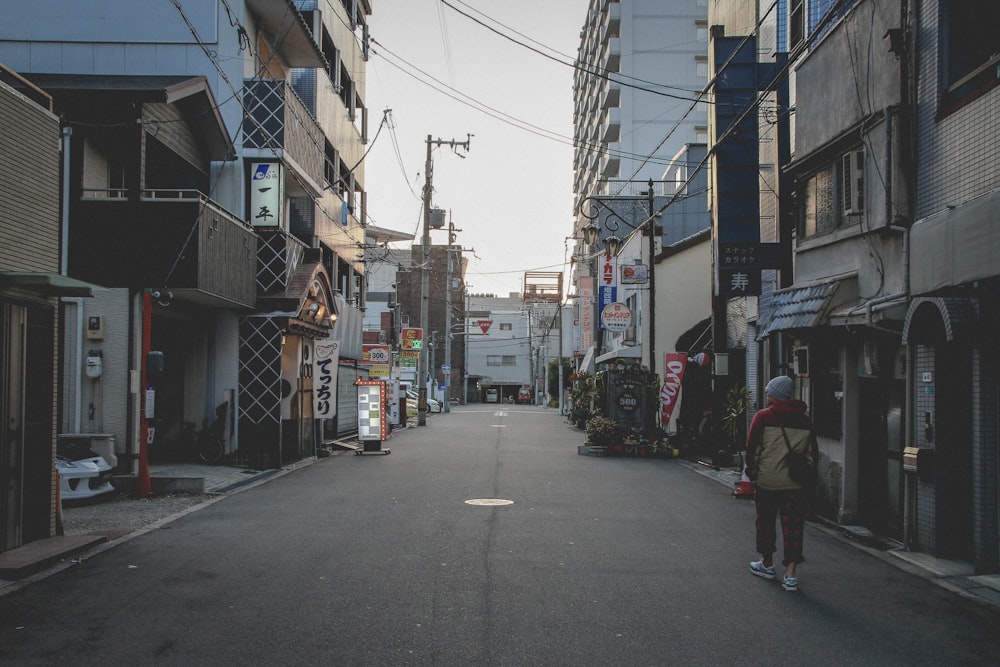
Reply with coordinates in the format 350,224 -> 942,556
757,278 -> 850,340
24,74 -> 234,161
245,0 -> 328,69
365,224 -> 415,244
0,272 -> 102,297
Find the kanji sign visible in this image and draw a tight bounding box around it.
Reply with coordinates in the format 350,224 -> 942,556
313,339 -> 339,418
477,320 -> 493,334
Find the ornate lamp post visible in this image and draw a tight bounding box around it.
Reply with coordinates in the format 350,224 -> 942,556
578,180 -> 662,373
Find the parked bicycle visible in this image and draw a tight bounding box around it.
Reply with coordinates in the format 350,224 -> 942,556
196,402 -> 228,464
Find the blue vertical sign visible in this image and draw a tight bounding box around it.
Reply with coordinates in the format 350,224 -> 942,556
598,285 -> 617,330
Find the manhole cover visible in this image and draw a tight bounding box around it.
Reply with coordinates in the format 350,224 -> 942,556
465,498 -> 514,506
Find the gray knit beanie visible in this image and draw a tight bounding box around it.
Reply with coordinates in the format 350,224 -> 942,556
765,375 -> 794,401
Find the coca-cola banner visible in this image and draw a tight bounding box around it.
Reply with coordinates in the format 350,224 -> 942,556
660,353 -> 688,426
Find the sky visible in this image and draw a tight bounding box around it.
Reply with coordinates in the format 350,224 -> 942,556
363,0 -> 589,297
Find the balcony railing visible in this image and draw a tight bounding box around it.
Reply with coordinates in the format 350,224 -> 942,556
243,78 -> 325,192
71,191 -> 257,309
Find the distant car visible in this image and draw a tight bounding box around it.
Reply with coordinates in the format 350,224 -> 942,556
516,387 -> 534,405
406,390 -> 442,413
56,443 -> 114,501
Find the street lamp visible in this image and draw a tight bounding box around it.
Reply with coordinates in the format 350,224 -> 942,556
577,180 -> 663,373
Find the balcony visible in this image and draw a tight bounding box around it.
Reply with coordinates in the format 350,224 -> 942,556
70,191 -> 257,309
600,147 -> 620,178
601,80 -> 621,110
601,1 -> 621,43
600,106 -> 621,143
601,37 -> 621,73
243,78 -> 325,196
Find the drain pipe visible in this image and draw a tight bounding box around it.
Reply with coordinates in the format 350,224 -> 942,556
866,105 -> 909,329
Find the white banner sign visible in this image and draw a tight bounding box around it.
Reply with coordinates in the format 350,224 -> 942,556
313,339 -> 340,418
249,162 -> 283,228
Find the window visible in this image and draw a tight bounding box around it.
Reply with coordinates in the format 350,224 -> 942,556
789,0 -> 805,49
695,56 -> 708,79
798,148 -> 864,238
499,323 -> 512,331
486,355 -> 517,366
941,1 -> 1000,112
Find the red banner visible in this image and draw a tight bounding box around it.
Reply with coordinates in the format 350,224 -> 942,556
660,353 -> 688,426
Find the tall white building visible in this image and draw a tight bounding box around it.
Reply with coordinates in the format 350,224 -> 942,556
572,0 -> 710,375
573,0 -> 709,214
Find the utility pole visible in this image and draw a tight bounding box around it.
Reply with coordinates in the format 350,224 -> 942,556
419,134 -> 471,425
646,180 -> 657,380
444,215 -> 463,414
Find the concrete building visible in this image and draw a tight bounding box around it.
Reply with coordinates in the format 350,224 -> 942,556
708,0 -> 1000,572
900,0 -> 1000,572
0,0 -> 372,475
0,66 -> 97,553
465,293 -> 532,404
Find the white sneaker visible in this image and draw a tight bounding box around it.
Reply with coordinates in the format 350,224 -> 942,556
782,575 -> 799,591
749,560 -> 776,580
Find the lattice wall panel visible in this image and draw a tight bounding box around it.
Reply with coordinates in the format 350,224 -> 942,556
239,317 -> 282,425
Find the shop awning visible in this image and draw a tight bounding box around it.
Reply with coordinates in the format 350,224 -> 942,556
756,280 -> 840,340
675,316 -> 713,352
596,346 -> 642,365
910,188 -> 1000,294
0,272 -> 102,297
578,346 -> 595,375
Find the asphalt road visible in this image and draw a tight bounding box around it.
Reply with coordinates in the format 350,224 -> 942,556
2,406 -> 999,665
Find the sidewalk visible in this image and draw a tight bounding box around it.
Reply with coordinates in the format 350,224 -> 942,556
0,458 -> 321,586
680,459 -> 1000,610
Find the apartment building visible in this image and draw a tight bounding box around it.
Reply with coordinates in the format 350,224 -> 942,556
572,0 -> 709,381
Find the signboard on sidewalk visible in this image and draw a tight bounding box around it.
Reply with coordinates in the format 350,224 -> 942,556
661,353 -> 688,427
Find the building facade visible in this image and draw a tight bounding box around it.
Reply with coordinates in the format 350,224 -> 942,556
0,0 -> 372,476
708,0 -> 1000,572
0,67 -> 96,552
572,0 -> 709,389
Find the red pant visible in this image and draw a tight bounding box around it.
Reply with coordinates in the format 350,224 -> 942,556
754,489 -> 808,566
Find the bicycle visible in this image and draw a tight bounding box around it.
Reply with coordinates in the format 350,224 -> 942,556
196,402 -> 228,464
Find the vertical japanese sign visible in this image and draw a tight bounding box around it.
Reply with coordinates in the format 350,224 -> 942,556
598,252 -> 617,330
660,352 -> 688,426
579,276 -> 594,350
249,162 -> 283,228
313,339 -> 339,418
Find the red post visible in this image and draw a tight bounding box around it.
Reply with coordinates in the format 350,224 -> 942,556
136,290 -> 153,499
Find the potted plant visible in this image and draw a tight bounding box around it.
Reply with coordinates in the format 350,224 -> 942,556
586,415 -> 620,447
719,385 -> 751,467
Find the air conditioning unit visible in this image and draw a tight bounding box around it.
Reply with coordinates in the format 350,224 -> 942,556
841,149 -> 865,215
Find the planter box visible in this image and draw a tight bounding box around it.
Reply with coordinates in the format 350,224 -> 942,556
577,445 -> 607,457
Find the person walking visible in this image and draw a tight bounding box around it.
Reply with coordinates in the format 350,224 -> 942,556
744,375 -> 818,592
